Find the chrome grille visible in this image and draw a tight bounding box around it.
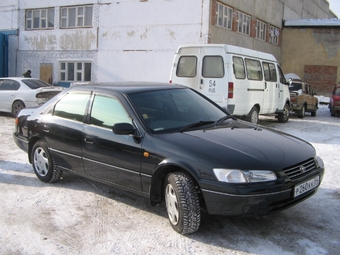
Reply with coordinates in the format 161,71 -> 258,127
283,158 -> 316,180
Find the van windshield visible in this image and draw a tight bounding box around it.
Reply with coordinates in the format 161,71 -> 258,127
289,82 -> 302,91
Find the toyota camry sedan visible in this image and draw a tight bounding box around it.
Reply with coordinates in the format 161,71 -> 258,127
0,77 -> 64,116
13,82 -> 324,234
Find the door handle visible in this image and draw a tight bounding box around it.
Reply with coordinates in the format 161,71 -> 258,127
84,137 -> 94,144
265,82 -> 267,89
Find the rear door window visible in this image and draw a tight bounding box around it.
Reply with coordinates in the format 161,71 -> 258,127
176,56 -> 197,77
54,92 -> 90,122
202,56 -> 224,78
0,79 -> 20,90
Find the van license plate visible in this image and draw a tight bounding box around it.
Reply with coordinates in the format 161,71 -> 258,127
294,176 -> 320,198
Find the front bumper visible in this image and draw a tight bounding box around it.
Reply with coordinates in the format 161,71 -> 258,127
200,168 -> 324,217
13,133 -> 29,154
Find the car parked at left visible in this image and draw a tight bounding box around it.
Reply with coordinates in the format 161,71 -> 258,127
0,77 -> 64,116
13,82 -> 324,235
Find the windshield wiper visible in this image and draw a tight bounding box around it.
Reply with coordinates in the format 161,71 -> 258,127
179,121 -> 215,132
215,115 -> 237,125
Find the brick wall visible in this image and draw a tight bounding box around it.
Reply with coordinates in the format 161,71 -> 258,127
304,65 -> 337,93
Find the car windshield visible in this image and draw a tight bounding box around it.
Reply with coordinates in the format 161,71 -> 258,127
22,79 -> 52,89
289,82 -> 302,91
128,88 -> 228,133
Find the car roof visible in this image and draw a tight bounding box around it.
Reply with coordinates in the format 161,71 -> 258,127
69,81 -> 186,94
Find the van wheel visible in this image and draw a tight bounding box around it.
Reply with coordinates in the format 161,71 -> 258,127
298,105 -> 306,118
311,104 -> 317,117
164,172 -> 201,235
278,103 -> 290,123
246,106 -> 259,124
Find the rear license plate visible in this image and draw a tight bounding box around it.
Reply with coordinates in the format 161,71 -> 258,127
294,176 -> 320,198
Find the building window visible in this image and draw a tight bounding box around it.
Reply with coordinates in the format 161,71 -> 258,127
26,8 -> 54,30
237,11 -> 250,35
60,61 -> 91,82
256,20 -> 266,41
60,5 -> 93,28
269,26 -> 279,45
216,2 -> 233,29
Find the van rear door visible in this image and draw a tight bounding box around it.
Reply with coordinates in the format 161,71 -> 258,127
199,46 -> 227,107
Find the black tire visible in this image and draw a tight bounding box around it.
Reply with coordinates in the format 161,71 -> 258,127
164,172 -> 201,235
31,140 -> 62,183
331,107 -> 335,117
246,106 -> 259,124
311,104 -> 317,117
278,103 -> 290,123
298,105 -> 305,118
12,101 -> 25,117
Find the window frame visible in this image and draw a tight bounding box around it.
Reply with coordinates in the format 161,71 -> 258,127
237,11 -> 251,35
232,56 -> 246,80
256,20 -> 267,41
216,2 -> 233,30
262,62 -> 277,82
176,56 -> 197,78
59,61 -> 92,82
26,8 -> 55,30
60,5 -> 93,28
202,55 -> 225,78
269,26 -> 279,45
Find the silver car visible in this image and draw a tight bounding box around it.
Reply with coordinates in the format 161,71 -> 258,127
0,77 -> 64,116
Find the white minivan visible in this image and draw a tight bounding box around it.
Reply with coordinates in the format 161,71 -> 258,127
169,44 -> 290,123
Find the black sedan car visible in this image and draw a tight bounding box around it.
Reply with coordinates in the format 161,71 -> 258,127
13,82 -> 324,234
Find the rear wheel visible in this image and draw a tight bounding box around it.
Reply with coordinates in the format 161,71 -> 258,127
246,106 -> 259,124
165,172 -> 201,235
278,103 -> 290,123
298,105 -> 306,118
31,140 -> 62,183
12,101 -> 25,117
311,104 -> 317,117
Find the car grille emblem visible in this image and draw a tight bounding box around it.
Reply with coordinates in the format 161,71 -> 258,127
300,166 -> 307,173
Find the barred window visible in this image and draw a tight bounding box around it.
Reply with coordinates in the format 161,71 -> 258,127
60,5 -> 93,28
237,11 -> 250,35
216,2 -> 233,29
269,26 -> 279,45
26,8 -> 54,30
256,20 -> 266,41
60,61 -> 91,82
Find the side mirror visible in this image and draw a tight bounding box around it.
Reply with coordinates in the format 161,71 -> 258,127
113,123 -> 135,135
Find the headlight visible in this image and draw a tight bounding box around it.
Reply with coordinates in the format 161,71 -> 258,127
213,169 -> 277,183
315,156 -> 324,169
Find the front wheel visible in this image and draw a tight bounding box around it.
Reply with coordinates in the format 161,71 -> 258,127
278,103 -> 290,123
31,140 -> 62,183
165,172 -> 201,235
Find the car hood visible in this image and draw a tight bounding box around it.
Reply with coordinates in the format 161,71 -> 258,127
160,122 -> 315,171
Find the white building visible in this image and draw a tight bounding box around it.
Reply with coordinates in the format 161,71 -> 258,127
0,0 -> 337,86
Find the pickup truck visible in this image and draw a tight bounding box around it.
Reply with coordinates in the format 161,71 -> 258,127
288,80 -> 318,118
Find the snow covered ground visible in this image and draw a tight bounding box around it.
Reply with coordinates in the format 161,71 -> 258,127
0,103 -> 339,255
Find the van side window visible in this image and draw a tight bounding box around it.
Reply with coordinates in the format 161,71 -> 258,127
245,59 -> 263,81
176,56 -> 197,77
263,62 -> 277,82
202,56 -> 224,78
233,56 -> 246,79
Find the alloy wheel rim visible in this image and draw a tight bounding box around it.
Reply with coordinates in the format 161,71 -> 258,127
33,147 -> 49,176
165,183 -> 179,225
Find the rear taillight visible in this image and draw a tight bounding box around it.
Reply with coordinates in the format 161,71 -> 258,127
228,82 -> 234,98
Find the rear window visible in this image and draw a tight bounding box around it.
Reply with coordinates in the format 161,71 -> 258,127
202,56 -> 224,78
22,79 -> 52,89
289,82 -> 303,91
176,56 -> 197,77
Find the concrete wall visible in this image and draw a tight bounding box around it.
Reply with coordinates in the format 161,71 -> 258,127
281,27 -> 340,95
